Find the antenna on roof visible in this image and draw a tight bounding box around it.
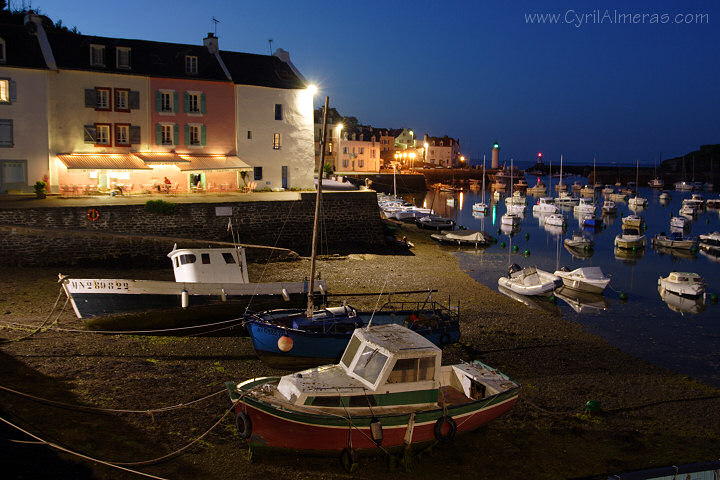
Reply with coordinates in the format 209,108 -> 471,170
268,38 -> 273,55
211,17 -> 220,36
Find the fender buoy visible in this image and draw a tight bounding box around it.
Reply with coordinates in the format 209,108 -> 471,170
235,411 -> 252,439
340,447 -> 359,473
87,208 -> 100,221
439,332 -> 451,346
433,415 -> 457,443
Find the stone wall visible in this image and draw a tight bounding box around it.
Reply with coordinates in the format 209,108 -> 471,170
0,192 -> 385,266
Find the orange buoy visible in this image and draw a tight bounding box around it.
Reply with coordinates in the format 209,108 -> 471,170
277,335 -> 293,352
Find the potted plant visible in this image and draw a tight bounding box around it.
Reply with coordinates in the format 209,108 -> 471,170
34,181 -> 47,199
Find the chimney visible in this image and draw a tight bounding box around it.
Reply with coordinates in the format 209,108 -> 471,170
24,13 -> 57,71
204,33 -> 219,54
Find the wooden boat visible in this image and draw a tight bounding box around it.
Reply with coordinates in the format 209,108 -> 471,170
658,272 -> 705,299
651,232 -> 697,250
431,230 -> 493,246
227,324 -> 520,463
514,177 -> 528,193
553,266 -> 610,294
497,264 -> 561,296
244,300 -> 460,369
59,245 -> 326,322
699,232 -> 720,253
614,227 -> 646,249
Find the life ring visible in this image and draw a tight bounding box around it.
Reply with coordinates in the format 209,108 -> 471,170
87,208 -> 100,221
439,332 -> 452,346
235,411 -> 252,439
340,447 -> 359,473
433,415 -> 457,443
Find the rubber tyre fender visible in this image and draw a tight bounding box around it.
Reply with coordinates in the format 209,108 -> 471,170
340,447 -> 359,473
433,415 -> 457,443
235,411 -> 252,439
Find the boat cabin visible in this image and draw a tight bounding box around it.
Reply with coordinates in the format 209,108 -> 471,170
168,246 -> 249,284
664,272 -> 704,285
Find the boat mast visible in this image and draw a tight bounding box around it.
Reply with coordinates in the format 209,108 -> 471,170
306,96 -> 329,318
482,154 -> 486,204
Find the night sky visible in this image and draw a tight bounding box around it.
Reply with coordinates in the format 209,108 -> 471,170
28,0 -> 720,166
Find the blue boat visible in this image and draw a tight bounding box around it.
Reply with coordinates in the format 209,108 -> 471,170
244,301 -> 460,369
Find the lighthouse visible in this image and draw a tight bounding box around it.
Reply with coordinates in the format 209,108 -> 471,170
491,141 -> 500,169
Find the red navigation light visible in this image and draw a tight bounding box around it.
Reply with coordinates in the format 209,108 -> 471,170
538,152 -> 543,158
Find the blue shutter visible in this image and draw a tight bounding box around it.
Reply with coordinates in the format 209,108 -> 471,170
173,92 -> 179,113
155,124 -> 162,145
155,91 -> 161,112
201,125 -> 207,146
184,124 -> 190,146
200,93 -> 206,114
183,93 -> 189,113
173,124 -> 179,145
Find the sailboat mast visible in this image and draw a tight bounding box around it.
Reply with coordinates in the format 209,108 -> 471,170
482,154 -> 486,203
306,96 -> 329,318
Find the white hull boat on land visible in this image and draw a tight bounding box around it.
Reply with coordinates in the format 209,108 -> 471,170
658,272 -> 705,299
553,266 -> 610,294
498,264 -> 561,296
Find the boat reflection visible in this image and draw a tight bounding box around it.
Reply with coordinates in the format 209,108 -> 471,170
500,222 -> 521,235
658,288 -> 706,315
614,246 -> 645,264
497,285 -> 560,314
652,244 -> 698,261
564,243 -> 594,259
554,287 -> 610,314
699,249 -> 720,263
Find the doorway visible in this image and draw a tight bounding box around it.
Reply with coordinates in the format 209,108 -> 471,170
281,165 -> 288,189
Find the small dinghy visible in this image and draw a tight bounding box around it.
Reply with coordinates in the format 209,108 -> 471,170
564,231 -> 593,249
553,266 -> 610,294
657,272 -> 705,299
497,264 -> 561,296
416,214 -> 455,230
544,213 -> 566,227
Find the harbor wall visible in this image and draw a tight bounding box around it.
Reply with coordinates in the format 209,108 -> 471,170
0,191 -> 385,266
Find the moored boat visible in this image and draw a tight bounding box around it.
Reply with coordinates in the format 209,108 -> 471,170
574,197 -> 596,215
602,200 -> 617,215
651,232 -> 698,251
564,231 -> 593,249
533,197 -> 559,214
657,272 -> 705,299
227,324 -> 520,462
416,214 -> 455,230
670,216 -> 689,229
431,230 -> 493,246
614,227 -> 646,249
497,264 -> 561,296
621,214 -> 645,229
544,213 -> 566,228
699,231 -> 720,253
553,266 -> 610,294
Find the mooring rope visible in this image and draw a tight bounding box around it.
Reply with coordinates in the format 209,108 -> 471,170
0,286 -> 68,344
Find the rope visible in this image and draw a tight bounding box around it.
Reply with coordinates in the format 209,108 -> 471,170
37,317 -> 244,336
0,415 -> 169,480
366,272 -> 391,329
0,383 -> 226,414
0,286 -> 67,344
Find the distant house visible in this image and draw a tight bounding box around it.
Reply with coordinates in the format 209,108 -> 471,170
423,134 -> 460,167
337,130 -> 380,173
394,128 -> 417,150
0,14 -> 315,194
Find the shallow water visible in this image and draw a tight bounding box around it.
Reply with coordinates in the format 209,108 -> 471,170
405,176 -> 720,387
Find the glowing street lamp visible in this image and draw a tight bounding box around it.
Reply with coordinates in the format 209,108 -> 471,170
424,142 -> 429,165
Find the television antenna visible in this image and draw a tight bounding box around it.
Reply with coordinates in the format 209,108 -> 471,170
268,38 -> 273,55
211,17 -> 220,36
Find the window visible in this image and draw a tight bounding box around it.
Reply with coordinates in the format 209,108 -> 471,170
90,44 -> 105,66
341,336 -> 361,367
179,254 -> 196,265
115,124 -> 130,146
114,88 -> 129,111
359,147 -> 364,154
358,159 -> 364,168
0,119 -> 12,147
253,167 -> 262,181
247,130 -> 252,140
161,124 -> 173,145
116,47 -> 131,69
1,160 -> 26,184
201,253 -> 211,264
185,55 -> 198,74
221,252 -> 236,264
189,125 -> 201,146
185,92 -> 204,114
274,103 -> 283,120
95,124 -> 110,146
272,133 -> 281,150
161,91 -> 173,112
0,79 -> 8,103
342,147 -> 348,154
328,142 -> 333,153
353,346 -> 388,385
0,38 -> 5,64
342,159 -> 348,168
95,88 -> 110,110
387,357 -> 435,384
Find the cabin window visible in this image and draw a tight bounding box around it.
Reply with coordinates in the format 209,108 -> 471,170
348,395 -> 376,407
179,254 -> 196,265
311,396 -> 341,407
221,252 -> 235,264
353,346 -> 388,384
341,336 -> 361,367
201,253 -> 210,264
387,357 -> 436,383
173,257 -> 179,268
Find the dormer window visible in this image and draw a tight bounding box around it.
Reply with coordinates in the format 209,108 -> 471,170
116,47 -> 131,69
90,44 -> 105,67
0,38 -> 6,64
185,55 -> 198,74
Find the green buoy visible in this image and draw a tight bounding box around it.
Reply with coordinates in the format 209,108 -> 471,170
523,249 -> 530,256
513,245 -> 519,252
711,293 -> 718,303
499,241 -> 505,248
619,291 -> 628,301
584,400 -> 601,414
525,233 -> 530,240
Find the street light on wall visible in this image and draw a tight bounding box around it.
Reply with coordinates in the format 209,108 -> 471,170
424,142 -> 429,165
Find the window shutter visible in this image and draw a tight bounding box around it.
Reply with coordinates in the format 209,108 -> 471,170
155,91 -> 161,112
155,123 -> 162,145
129,90 -> 140,109
173,92 -> 179,113
9,80 -> 17,102
184,124 -> 190,146
129,125 -> 141,144
200,93 -> 206,114
183,93 -> 189,113
173,124 -> 179,146
83,125 -> 97,143
201,125 -> 207,146
85,89 -> 97,108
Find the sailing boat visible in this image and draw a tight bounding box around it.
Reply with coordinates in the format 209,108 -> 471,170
555,154 -> 578,205
628,159 -> 648,208
649,155 -> 664,189
243,97 -> 460,369
580,157 -> 597,197
501,159 -> 522,227
704,157 -> 714,191
472,154 -> 489,215
675,156 -> 693,191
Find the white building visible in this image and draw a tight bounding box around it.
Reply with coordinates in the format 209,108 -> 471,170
337,132 -> 381,173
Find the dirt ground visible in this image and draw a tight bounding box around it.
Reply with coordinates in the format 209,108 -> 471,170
1,225 -> 719,480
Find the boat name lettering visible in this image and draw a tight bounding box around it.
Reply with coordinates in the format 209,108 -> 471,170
70,280 -> 130,291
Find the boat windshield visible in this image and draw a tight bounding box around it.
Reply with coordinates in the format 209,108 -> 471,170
353,346 -> 388,385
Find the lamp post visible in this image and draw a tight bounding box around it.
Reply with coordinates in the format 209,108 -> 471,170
409,152 -> 416,171
424,142 -> 429,166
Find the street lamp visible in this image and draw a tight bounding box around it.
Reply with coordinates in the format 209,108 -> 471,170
424,142 -> 429,165
409,152 -> 416,170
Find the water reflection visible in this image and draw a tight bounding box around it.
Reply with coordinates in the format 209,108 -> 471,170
658,288 -> 707,315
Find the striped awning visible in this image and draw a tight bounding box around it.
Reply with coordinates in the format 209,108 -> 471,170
177,155 -> 252,172
57,154 -> 152,170
132,152 -> 190,165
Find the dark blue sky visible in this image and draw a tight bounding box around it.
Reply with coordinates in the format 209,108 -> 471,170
33,0 -> 720,166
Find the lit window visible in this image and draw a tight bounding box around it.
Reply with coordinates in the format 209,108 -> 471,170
114,89 -> 129,111
0,119 -> 13,147
358,159 -> 364,168
274,104 -> 283,120
115,124 -> 129,146
161,125 -> 174,145
161,91 -> 173,113
272,133 -> 281,150
185,56 -> 198,74
189,125 -> 201,145
95,88 -> 110,110
95,124 -> 110,145
90,44 -> 105,66
116,47 -> 131,69
0,79 -> 8,103
187,93 -> 200,113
